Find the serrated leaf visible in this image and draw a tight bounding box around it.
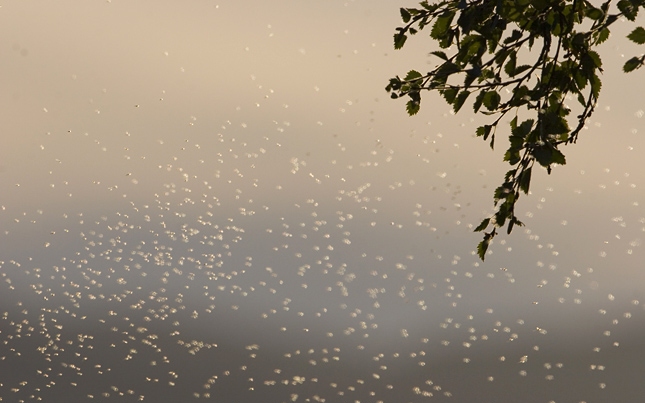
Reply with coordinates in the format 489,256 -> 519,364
462,34 -> 483,54
590,73 -> 601,97
585,7 -> 603,20
551,148 -> 566,165
473,91 -> 486,113
618,0 -> 638,21
512,119 -> 534,138
503,29 -> 523,44
494,48 -> 510,66
494,183 -> 513,201
519,167 -> 532,194
494,203 -> 509,226
574,70 -> 587,90
596,27 -> 610,44
400,8 -> 411,23
430,50 -> 448,60
542,112 -> 569,135
588,50 -> 603,69
442,87 -> 458,103
464,68 -> 479,87
513,64 -> 532,76
430,12 -> 455,40
534,146 -> 551,167
623,56 -> 643,72
534,146 -> 564,168
504,149 -> 521,165
406,99 -> 420,115
404,70 -> 423,81
510,85 -> 529,107
504,52 -> 517,76
394,32 -> 407,49
504,169 -> 517,182
476,125 -> 492,140
482,91 -> 501,111
453,90 -> 470,113
477,236 -> 490,260
435,62 -> 461,78
474,218 -> 490,232
628,26 -> 645,44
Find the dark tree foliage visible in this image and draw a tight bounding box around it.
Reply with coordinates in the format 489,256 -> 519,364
386,0 -> 645,260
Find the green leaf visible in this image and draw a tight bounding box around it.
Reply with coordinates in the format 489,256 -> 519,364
503,29 -> 523,44
618,0 -> 638,21
581,51 -> 602,75
457,6 -> 477,33
534,146 -> 565,168
513,64 -> 532,76
482,91 -> 501,111
507,218 -> 515,234
435,62 -> 461,78
494,183 -> 513,202
507,217 -> 523,235
551,148 -> 566,165
464,67 -> 480,87
588,50 -> 603,69
406,99 -> 420,116
512,119 -> 534,138
505,168 -> 517,182
590,73 -> 602,98
585,7 -> 603,20
519,167 -> 532,194
477,235 -> 491,260
510,85 -> 530,107
596,27 -> 610,45
623,56 -> 643,72
430,12 -> 455,40
504,52 -> 517,76
430,51 -> 448,61
551,20 -> 562,36
534,146 -> 552,167
476,125 -> 492,140
442,87 -> 458,103
453,90 -> 471,113
400,8 -> 411,23
504,149 -> 521,165
494,202 -> 509,226
494,48 -> 510,66
473,91 -> 486,113
574,70 -> 587,90
394,32 -> 407,50
474,218 -> 490,232
542,112 -> 569,135
404,70 -> 423,81
628,26 -> 645,44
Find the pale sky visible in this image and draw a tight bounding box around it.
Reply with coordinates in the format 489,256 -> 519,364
2,1 -> 645,401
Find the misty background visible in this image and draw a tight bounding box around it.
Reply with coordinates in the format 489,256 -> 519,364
1,1 -> 645,402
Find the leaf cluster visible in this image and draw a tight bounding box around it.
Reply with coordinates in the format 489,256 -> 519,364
387,0 -> 645,260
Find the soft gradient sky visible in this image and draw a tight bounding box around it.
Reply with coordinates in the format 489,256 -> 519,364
2,1 -> 645,402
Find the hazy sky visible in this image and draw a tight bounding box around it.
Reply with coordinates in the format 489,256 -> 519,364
2,1 -> 645,402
